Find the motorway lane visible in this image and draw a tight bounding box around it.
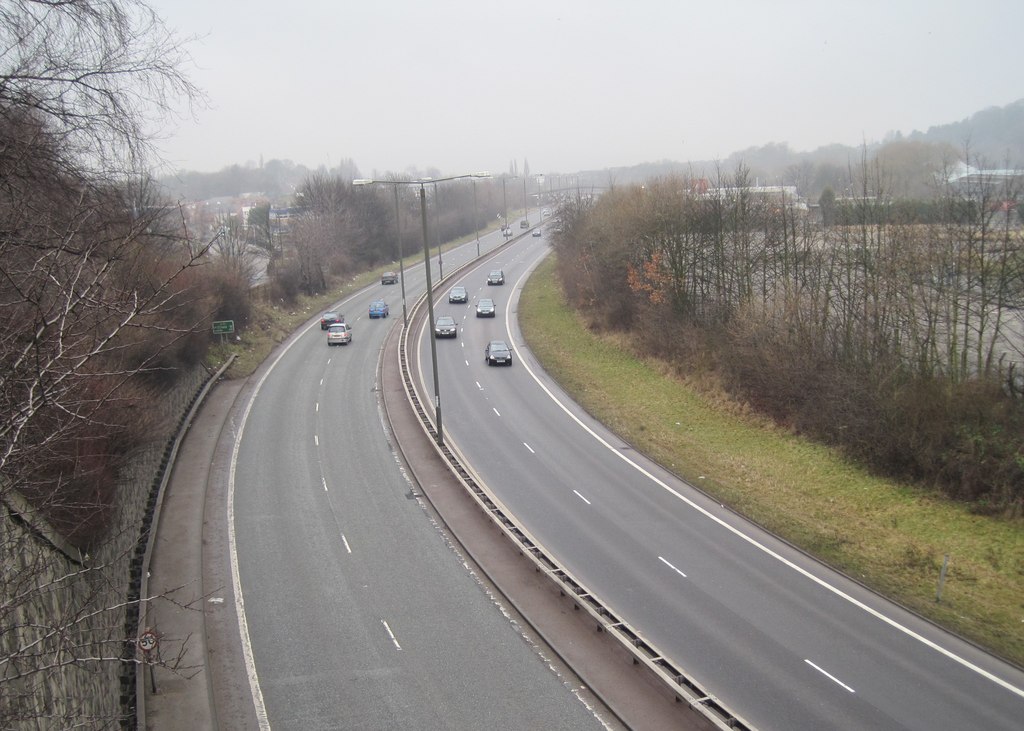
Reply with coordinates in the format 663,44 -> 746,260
230,224 -> 611,729
417,234 -> 1024,730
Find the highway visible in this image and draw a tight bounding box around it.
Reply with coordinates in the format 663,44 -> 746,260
414,230 -> 1024,730
228,225 -> 611,729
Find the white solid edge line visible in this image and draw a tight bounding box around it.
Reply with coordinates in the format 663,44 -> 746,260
228,370 -> 273,730
503,260 -> 1024,701
229,292 -> 369,729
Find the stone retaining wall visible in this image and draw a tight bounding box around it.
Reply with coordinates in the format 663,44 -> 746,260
1,364 -> 212,729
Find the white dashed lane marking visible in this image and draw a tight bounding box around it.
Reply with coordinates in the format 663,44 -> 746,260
658,555 -> 687,578
805,659 -> 856,693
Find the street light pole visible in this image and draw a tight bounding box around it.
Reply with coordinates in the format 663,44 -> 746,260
501,176 -> 508,231
472,178 -> 480,258
392,185 -> 409,327
419,183 -> 443,446
353,172 -> 490,448
432,181 -> 442,281
353,178 -> 410,327
523,175 -> 529,226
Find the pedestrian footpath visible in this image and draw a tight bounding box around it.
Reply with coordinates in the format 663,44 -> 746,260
142,377 -> 246,730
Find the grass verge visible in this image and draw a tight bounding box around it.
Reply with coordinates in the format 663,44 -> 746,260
205,268 -> 385,379
519,254 -> 1024,667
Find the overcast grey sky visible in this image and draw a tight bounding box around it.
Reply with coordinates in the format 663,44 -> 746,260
149,0 -> 1023,177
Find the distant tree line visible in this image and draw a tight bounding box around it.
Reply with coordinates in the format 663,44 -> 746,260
593,97 -> 1024,201
158,157 -> 361,201
553,155 -> 1023,514
264,173 -> 503,302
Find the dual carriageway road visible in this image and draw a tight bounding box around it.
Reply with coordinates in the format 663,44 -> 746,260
222,220 -> 1023,729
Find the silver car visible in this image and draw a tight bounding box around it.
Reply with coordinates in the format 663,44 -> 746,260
326,322 -> 352,345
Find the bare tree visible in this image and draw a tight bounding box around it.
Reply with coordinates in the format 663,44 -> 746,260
1,1 -> 210,725
0,0 -> 202,177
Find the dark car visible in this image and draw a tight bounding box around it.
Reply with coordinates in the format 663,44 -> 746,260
381,271 -> 399,285
320,311 -> 343,329
368,300 -> 389,318
485,340 -> 512,366
448,286 -> 468,303
475,298 -> 496,317
486,270 -> 505,285
519,219 -> 528,229
434,315 -> 458,338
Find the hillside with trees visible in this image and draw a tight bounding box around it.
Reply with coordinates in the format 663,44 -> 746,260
587,98 -> 1024,201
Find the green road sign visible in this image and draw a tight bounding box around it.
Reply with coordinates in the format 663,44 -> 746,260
212,320 -> 235,335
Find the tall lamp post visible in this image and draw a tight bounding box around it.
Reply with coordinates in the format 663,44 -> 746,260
523,175 -> 529,226
501,175 -> 519,232
472,178 -> 481,257
354,172 -> 489,446
501,176 -> 509,231
391,185 -> 409,326
352,178 -> 411,327
431,181 -> 442,280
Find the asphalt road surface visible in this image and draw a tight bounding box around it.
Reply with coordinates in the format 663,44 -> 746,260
415,233 -> 1024,731
228,225 -> 616,729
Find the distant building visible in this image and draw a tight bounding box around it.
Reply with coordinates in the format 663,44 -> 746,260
269,206 -> 306,230
704,184 -> 808,212
946,162 -> 1023,197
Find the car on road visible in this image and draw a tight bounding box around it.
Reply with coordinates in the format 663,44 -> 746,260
486,269 -> 505,285
369,300 -> 389,318
476,298 -> 496,317
434,316 -> 458,338
320,311 -> 343,329
448,285 -> 468,303
532,228 -> 542,237
485,340 -> 512,366
326,322 -> 352,345
519,220 -> 528,229
503,227 -> 513,238
381,271 -> 399,285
